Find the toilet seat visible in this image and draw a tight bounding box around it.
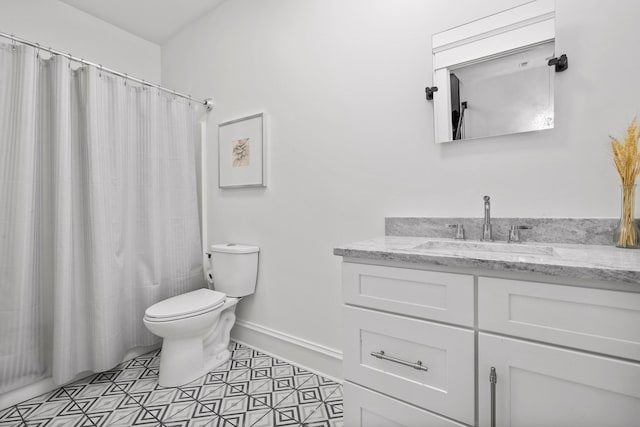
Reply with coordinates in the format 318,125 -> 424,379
144,288 -> 226,322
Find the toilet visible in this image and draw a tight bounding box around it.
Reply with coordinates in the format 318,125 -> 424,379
143,243 -> 259,387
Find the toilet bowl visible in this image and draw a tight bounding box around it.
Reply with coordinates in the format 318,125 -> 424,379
143,289 -> 239,387
143,243 -> 259,387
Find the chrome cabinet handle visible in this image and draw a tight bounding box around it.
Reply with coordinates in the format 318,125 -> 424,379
490,367 -> 497,427
370,350 -> 429,372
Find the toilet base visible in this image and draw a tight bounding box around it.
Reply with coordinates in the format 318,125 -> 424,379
156,300 -> 238,387
158,336 -> 205,387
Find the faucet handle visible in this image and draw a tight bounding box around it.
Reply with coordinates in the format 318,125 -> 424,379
508,225 -> 532,243
446,223 -> 465,240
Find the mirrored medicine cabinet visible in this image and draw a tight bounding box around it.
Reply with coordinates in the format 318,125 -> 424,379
428,0 -> 566,143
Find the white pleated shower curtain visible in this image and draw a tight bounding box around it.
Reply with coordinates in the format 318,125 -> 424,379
0,43 -> 205,393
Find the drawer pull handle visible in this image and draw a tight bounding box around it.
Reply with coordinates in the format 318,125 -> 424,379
370,350 -> 429,372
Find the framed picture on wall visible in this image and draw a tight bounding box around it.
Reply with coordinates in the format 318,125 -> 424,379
218,113 -> 266,188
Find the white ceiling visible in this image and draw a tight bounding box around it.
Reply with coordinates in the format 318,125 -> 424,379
59,0 -> 226,44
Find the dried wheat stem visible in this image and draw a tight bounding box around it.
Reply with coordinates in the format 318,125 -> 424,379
611,117 -> 640,248
618,185 -> 637,247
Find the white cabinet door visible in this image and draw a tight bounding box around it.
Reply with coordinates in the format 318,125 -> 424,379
343,382 -> 466,427
344,306 -> 475,425
479,333 -> 640,427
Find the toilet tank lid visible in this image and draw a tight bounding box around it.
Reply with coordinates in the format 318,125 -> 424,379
210,243 -> 259,254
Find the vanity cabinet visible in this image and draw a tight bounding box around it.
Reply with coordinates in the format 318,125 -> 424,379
342,262 -> 474,326
478,334 -> 640,427
342,262 -> 475,425
343,382 -> 467,427
343,306 -> 474,424
478,276 -> 640,427
341,262 -> 640,427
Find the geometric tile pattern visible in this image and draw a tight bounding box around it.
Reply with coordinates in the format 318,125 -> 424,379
0,342 -> 343,427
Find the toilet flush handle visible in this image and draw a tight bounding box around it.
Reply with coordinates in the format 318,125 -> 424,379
205,252 -> 214,283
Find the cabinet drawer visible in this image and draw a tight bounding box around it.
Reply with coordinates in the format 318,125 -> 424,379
343,262 -> 474,326
479,333 -> 640,427
344,306 -> 474,425
344,381 -> 466,427
478,276 -> 640,361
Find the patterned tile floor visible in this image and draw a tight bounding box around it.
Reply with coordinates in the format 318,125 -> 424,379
0,342 -> 343,427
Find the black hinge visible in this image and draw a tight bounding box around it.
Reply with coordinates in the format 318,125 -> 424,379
425,86 -> 438,100
548,54 -> 568,72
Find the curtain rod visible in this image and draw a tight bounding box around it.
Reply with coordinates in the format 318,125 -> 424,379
0,31 -> 213,112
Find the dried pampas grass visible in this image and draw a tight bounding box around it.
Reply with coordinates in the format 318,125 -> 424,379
611,117 -> 640,185
611,118 -> 640,248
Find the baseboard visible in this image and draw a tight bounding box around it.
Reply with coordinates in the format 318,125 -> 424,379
231,319 -> 343,381
0,343 -> 160,410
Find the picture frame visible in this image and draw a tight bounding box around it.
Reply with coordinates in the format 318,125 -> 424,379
218,112 -> 266,188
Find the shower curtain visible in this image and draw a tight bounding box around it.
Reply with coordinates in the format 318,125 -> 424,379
0,43 -> 205,393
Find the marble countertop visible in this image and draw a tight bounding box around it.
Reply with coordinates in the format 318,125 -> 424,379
334,236 -> 640,285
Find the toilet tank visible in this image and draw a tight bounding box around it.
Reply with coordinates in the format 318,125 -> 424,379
208,244 -> 259,297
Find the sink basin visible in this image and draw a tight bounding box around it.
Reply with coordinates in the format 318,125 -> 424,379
413,240 -> 555,256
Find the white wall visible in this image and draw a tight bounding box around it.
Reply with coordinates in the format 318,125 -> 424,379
0,0 -> 160,82
161,0 -> 640,376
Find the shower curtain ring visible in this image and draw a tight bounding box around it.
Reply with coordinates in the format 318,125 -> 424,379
124,73 -> 128,86
35,42 -> 41,58
11,35 -> 16,50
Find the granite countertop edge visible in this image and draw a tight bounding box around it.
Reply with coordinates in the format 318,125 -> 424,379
333,237 -> 640,286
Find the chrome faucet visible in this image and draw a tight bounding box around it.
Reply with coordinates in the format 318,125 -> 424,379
481,195 -> 493,241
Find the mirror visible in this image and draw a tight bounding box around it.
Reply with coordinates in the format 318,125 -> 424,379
449,42 -> 554,140
431,0 -> 561,143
